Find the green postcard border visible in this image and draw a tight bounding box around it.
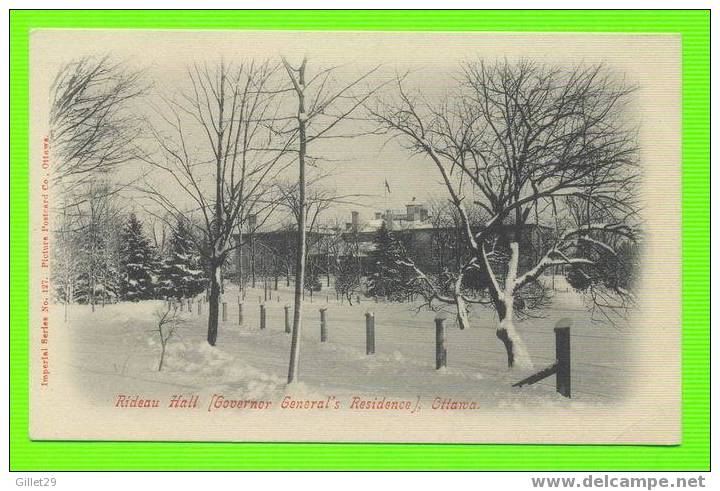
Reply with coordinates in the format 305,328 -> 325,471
9,10 -> 710,471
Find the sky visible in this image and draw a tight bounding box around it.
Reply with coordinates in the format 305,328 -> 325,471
32,29 -> 680,230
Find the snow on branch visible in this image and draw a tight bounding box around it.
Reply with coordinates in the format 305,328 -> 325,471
515,223 -> 637,291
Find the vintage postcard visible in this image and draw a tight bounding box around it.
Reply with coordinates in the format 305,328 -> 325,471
29,30 -> 681,443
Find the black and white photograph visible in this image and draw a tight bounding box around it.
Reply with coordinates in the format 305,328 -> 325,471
28,29 -> 682,443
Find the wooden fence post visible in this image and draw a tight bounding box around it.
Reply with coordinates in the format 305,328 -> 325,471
512,317 -> 572,398
198,300 -> 202,315
188,299 -> 192,313
435,317 -> 447,369
284,305 -> 290,334
238,302 -> 243,325
179,300 -> 184,312
320,308 -> 328,342
222,302 -> 227,322
365,312 -> 375,355
554,318 -> 571,398
260,304 -> 266,330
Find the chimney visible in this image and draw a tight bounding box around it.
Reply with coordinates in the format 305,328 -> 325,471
406,204 -> 416,221
248,214 -> 257,231
351,211 -> 360,231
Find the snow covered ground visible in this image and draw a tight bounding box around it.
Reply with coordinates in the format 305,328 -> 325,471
62,278 -> 632,408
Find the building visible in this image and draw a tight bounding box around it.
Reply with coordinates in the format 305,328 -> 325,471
368,203 -> 430,231
231,203 -> 550,287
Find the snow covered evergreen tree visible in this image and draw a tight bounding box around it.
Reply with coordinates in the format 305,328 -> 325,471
367,222 -> 413,301
59,181 -> 125,307
119,213 -> 158,301
158,219 -> 206,300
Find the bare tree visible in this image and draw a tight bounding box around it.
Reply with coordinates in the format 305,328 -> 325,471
426,198 -> 488,274
273,176 -> 344,239
272,174 -> 365,285
281,57 -> 384,383
333,227 -> 364,305
371,60 -> 640,369
148,215 -> 170,254
50,56 -> 146,312
142,60 -> 293,346
50,55 -> 146,194
52,179 -> 125,310
153,302 -> 184,371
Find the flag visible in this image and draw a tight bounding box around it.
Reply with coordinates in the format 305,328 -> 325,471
384,179 -> 391,194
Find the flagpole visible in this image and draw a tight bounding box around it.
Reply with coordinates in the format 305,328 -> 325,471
384,180 -> 387,214
384,178 -> 389,218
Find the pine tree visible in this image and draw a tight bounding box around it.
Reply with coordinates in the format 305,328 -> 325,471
367,222 -> 412,300
158,219 -> 206,300
119,213 -> 158,301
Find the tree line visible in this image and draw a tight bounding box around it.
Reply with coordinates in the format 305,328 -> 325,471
54,210 -> 206,306
49,53 -> 641,376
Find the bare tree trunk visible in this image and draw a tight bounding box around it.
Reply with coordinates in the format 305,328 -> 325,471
287,59 -> 307,384
496,307 -> 532,370
494,242 -> 533,370
326,253 -> 331,287
207,65 -> 226,346
207,261 -> 221,346
237,231 -> 243,292
251,237 -> 256,288
90,273 -> 96,311
158,343 -> 166,371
